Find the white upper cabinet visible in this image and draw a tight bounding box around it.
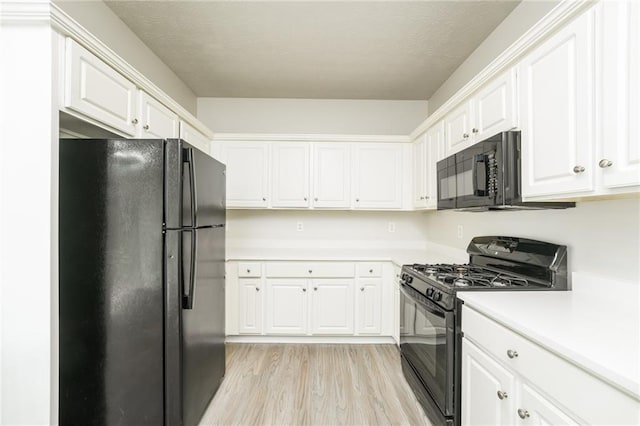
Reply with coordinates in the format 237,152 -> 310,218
444,100 -> 474,156
601,0 -> 640,189
271,142 -> 310,208
352,143 -> 403,209
312,143 -> 351,208
180,121 -> 211,154
444,69 -> 516,158
220,142 -> 270,208
414,121 -> 443,210
473,69 -> 517,142
64,38 -> 137,136
137,91 -> 179,139
519,7 -> 596,198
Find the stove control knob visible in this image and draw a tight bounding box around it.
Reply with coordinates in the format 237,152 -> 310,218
407,276 -> 413,284
427,288 -> 434,297
433,291 -> 442,301
401,273 -> 407,281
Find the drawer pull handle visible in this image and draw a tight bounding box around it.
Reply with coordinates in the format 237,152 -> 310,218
302,288 -> 307,292
507,349 -> 518,359
369,269 -> 373,273
599,159 -> 613,168
246,269 -> 251,273
360,287 -> 365,291
131,118 -> 139,124
313,287 -> 318,291
308,270 -> 313,274
143,124 -> 150,131
573,165 -> 585,174
517,409 -> 530,419
255,287 -> 260,292
497,390 -> 508,400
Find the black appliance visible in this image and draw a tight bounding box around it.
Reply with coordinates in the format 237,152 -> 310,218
59,138 -> 226,425
399,236 -> 568,426
437,131 -> 575,211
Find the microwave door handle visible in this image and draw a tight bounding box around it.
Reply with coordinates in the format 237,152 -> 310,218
183,147 -> 197,227
472,154 -> 487,196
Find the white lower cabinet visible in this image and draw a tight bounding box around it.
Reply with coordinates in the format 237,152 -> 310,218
238,278 -> 263,334
462,305 -> 640,425
356,278 -> 382,334
311,279 -> 354,335
462,338 -> 515,426
265,279 -> 308,335
230,261 -> 392,338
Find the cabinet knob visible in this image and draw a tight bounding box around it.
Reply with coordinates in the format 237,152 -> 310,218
143,124 -> 150,131
369,269 -> 373,273
420,196 -> 424,200
313,287 -> 318,291
302,288 -> 307,292
425,196 -> 430,200
314,197 -> 318,201
472,128 -> 479,133
246,269 -> 251,273
360,287 -> 365,291
255,287 -> 260,292
497,390 -> 508,400
463,133 -> 469,139
517,409 -> 530,419
355,198 -> 360,202
506,349 -> 518,359
262,197 -> 266,202
131,118 -> 139,125
308,270 -> 313,274
304,197 -> 307,201
573,165 -> 585,174
598,159 -> 613,168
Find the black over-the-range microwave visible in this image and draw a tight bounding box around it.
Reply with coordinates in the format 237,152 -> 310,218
436,131 -> 575,211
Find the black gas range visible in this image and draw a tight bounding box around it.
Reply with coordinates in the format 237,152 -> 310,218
399,236 -> 568,426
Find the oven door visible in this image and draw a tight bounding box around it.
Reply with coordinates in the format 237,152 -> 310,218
399,283 -> 455,417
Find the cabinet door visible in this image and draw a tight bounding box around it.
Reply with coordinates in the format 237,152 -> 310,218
271,142 -> 310,208
313,143 -> 351,208
220,142 -> 269,208
519,9 -> 596,198
356,278 -> 382,334
601,0 -> 640,189
517,383 -> 580,425
64,38 -> 137,136
352,143 -> 403,209
425,121 -> 444,209
238,278 -> 263,334
444,100 -> 473,156
310,279 -> 354,335
461,338 -> 515,426
265,279 -> 308,334
180,121 -> 211,155
137,91 -> 179,139
413,136 -> 428,208
474,69 -> 517,141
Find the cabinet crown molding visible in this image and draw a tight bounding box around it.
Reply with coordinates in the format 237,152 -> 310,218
212,133 -> 409,143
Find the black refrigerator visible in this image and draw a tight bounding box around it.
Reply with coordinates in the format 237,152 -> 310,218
59,138 -> 225,425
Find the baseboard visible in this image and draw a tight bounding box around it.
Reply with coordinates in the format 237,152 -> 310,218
225,335 -> 396,345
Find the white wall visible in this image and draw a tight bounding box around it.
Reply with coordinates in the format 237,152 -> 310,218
197,98 -> 428,135
226,210 -> 429,256
54,0 -> 197,114
421,199 -> 640,283
428,0 -> 559,113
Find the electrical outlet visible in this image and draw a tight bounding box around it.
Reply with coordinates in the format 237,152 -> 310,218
457,225 -> 463,239
388,222 -> 396,233
296,222 -> 304,232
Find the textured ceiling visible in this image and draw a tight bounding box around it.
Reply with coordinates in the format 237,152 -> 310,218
105,1 -> 520,100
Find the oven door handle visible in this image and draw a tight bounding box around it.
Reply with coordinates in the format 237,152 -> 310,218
472,153 -> 488,197
400,283 -> 447,318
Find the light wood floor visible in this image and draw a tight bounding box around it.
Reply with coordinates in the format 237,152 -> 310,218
199,344 -> 431,426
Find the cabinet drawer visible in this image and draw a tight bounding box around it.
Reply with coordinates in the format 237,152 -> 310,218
238,262 -> 262,277
265,262 -> 354,278
357,262 -> 382,277
462,306 -> 640,425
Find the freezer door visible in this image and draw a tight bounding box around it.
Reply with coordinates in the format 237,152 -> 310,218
165,140 -> 225,229
181,226 -> 226,426
59,138 -> 165,425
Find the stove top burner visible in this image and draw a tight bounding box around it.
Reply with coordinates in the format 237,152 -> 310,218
407,263 -> 531,289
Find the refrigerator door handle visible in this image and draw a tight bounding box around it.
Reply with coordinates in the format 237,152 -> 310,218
182,228 -> 198,310
183,147 -> 198,227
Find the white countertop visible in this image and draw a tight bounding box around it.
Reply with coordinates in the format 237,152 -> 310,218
458,272 -> 640,399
